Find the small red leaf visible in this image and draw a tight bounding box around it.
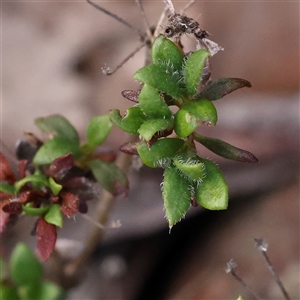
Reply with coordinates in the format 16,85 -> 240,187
91,151 -> 116,162
48,153 -> 74,179
2,202 -> 22,214
121,90 -> 140,103
0,210 -> 10,234
119,142 -> 139,155
61,192 -> 79,217
36,216 -> 57,261
78,201 -> 88,214
0,152 -> 16,184
18,160 -> 28,179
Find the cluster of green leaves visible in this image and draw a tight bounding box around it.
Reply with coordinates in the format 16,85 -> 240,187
110,35 -> 257,227
33,114 -> 128,196
0,115 -> 128,260
0,243 -> 64,300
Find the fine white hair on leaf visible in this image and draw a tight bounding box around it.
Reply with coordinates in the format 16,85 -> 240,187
154,157 -> 172,168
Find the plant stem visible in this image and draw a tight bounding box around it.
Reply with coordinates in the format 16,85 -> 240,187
261,250 -> 291,300
229,269 -> 264,300
63,134 -> 137,288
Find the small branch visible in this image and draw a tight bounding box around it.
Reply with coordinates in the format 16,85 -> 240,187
62,135 -> 137,289
254,238 -> 291,300
86,0 -> 145,39
225,259 -> 264,300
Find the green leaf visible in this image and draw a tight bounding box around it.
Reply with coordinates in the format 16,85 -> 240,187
138,83 -> 172,119
88,159 -> 128,196
138,118 -> 173,141
0,258 -> 7,281
195,158 -> 228,210
22,203 -> 50,216
48,177 -> 63,196
134,64 -> 187,102
173,154 -> 205,182
109,107 -> 146,135
174,99 -> 217,137
10,243 -> 43,287
151,35 -> 184,71
39,281 -> 65,300
86,115 -> 113,150
198,78 -> 252,101
35,115 -> 79,145
0,182 -> 15,194
184,49 -> 210,95
18,283 -> 42,300
137,138 -> 184,168
14,174 -> 49,193
44,204 -> 63,228
237,296 -> 244,300
162,166 -> 191,228
33,137 -> 81,165
193,133 -> 258,162
0,284 -> 19,300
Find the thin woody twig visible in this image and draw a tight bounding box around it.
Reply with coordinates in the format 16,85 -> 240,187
86,0 -> 145,39
254,238 -> 291,300
225,259 -> 264,300
63,135 -> 137,288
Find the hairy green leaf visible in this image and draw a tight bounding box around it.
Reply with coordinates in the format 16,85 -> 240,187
138,83 -> 172,119
163,166 -> 191,228
184,49 -> 210,95
134,64 -> 187,101
174,99 -> 217,137
138,118 -> 173,141
109,107 -> 146,135
137,138 -> 184,168
152,35 -> 184,71
173,154 -> 205,182
195,158 -> 228,210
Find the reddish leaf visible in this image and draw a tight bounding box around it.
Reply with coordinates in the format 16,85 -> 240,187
26,190 -> 47,204
50,196 -> 60,203
121,89 -> 140,103
48,153 -> 74,179
36,216 -> 57,261
119,142 -> 139,155
2,202 -> 22,214
193,133 -> 258,163
61,192 -> 78,217
18,160 -> 28,179
198,78 -> 252,101
0,152 -> 16,184
0,209 -> 10,234
78,201 -> 88,214
91,151 -> 116,162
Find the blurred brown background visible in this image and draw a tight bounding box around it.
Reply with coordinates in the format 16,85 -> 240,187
2,1 -> 299,299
